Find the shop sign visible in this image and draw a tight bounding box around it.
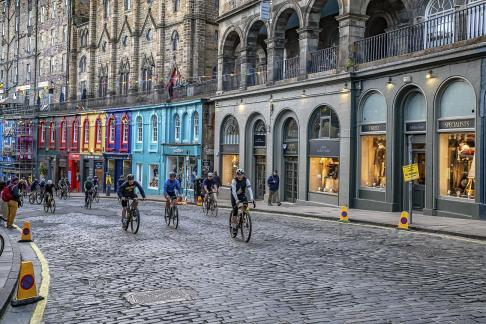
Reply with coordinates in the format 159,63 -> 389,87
94,161 -> 103,170
309,139 -> 340,157
361,123 -> 386,133
283,142 -> 298,155
406,122 -> 426,132
402,163 -> 420,182
69,154 -> 80,160
254,134 -> 266,147
163,145 -> 199,156
438,118 -> 475,130
260,0 -> 270,21
221,144 -> 239,154
16,85 -> 31,92
103,153 -> 131,160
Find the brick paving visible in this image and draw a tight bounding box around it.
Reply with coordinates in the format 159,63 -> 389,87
9,198 -> 486,323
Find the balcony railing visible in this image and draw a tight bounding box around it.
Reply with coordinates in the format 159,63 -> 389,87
247,65 -> 267,87
0,81 -> 217,118
309,47 -> 338,73
355,2 -> 486,64
275,56 -> 300,81
223,73 -> 241,91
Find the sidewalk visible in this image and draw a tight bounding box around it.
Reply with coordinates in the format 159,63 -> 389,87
0,226 -> 20,317
77,193 -> 486,241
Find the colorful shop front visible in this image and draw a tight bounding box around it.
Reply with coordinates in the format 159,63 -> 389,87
37,117 -> 59,181
79,112 -> 106,190
103,111 -> 131,192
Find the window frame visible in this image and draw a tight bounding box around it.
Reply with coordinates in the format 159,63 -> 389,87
193,112 -> 199,141
94,118 -> 102,150
72,118 -> 79,147
174,114 -> 181,142
121,115 -> 129,152
60,119 -> 67,149
48,120 -> 55,148
151,114 -> 158,143
82,118 -> 89,151
136,116 -> 143,143
39,121 -> 46,147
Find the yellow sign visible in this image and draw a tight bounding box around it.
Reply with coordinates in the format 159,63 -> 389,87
402,163 -> 420,182
398,211 -> 409,230
340,206 -> 349,223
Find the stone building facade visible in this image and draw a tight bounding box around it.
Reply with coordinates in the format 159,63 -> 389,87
68,0 -> 219,100
215,0 -> 486,219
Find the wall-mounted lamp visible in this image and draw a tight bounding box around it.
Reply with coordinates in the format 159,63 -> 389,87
301,89 -> 307,98
341,82 -> 350,93
426,70 -> 435,79
387,77 -> 393,85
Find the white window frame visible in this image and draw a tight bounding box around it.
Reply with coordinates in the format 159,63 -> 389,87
193,112 -> 199,141
174,114 -> 181,142
73,121 -> 79,143
151,114 -> 158,143
136,116 -> 143,143
109,118 -> 115,143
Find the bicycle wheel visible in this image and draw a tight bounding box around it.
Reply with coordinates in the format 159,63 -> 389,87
50,200 -> 56,213
43,201 -> 49,213
94,192 -> 99,203
172,206 -> 179,229
0,234 -> 4,257
122,211 -> 129,231
36,193 -> 42,205
131,208 -> 140,234
211,200 -> 218,217
29,194 -> 35,204
229,213 -> 237,238
88,197 -> 92,209
240,212 -> 252,243
164,206 -> 171,226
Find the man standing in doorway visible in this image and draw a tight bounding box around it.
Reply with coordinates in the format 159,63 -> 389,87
267,170 -> 281,206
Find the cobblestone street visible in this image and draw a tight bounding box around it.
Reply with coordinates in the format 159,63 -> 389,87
8,198 -> 486,323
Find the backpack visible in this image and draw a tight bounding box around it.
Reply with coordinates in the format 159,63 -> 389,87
1,185 -> 14,202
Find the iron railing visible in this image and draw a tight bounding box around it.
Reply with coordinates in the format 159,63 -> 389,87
247,65 -> 267,87
275,56 -> 300,81
309,47 -> 338,73
222,73 -> 241,91
355,2 -> 486,64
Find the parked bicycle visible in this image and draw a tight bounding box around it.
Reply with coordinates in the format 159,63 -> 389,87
122,198 -> 140,234
204,193 -> 218,217
164,196 -> 179,229
43,193 -> 56,213
229,202 -> 253,243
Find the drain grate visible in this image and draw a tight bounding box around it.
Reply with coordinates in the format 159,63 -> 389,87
80,277 -> 111,288
124,288 -> 197,305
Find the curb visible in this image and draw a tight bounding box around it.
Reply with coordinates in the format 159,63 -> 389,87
0,227 -> 21,318
71,195 -> 486,242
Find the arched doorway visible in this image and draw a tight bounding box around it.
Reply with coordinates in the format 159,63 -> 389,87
396,88 -> 427,211
252,119 -> 266,200
282,117 -> 299,202
220,115 -> 240,187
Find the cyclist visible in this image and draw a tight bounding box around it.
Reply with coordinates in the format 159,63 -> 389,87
117,175 -> 125,191
93,176 -> 99,194
203,172 -> 218,206
30,178 -> 39,192
117,174 -> 146,221
44,180 -> 55,205
163,172 -> 181,209
65,177 -> 71,191
230,169 -> 255,235
84,177 -> 94,206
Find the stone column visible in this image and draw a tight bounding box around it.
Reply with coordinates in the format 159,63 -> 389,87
130,0 -> 141,93
239,48 -> 248,90
336,14 -> 368,72
265,38 -> 284,85
297,27 -> 319,78
217,54 -> 224,93
87,0 -> 97,98
109,0 -> 119,95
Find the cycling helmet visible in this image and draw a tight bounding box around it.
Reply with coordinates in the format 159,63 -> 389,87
236,169 -> 245,176
169,172 -> 176,177
207,172 -> 214,177
126,174 -> 135,180
47,180 -> 53,185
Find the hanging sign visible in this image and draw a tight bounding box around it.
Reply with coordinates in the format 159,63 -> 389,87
260,0 -> 270,21
402,163 -> 420,182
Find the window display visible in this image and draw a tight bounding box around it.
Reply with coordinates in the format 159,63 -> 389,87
222,154 -> 239,186
439,133 -> 475,199
309,157 -> 339,194
149,164 -> 159,189
361,135 -> 386,188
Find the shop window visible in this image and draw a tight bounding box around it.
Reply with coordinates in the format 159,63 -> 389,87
438,80 -> 476,200
151,114 -> 158,142
149,164 -> 159,189
95,119 -> 102,145
360,92 -> 387,189
221,154 -> 239,186
136,116 -> 143,142
308,106 -> 340,194
220,115 -> 239,186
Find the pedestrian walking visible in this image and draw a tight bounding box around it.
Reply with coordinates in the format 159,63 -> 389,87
0,180 -> 6,223
2,177 -> 21,228
267,170 -> 281,206
105,173 -> 113,196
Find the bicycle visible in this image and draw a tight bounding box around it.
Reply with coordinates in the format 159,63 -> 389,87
85,190 -> 94,209
164,196 -> 179,229
36,189 -> 44,205
60,187 -> 69,200
204,192 -> 218,217
92,188 -> 100,203
121,198 -> 140,234
43,193 -> 56,213
28,190 -> 37,204
229,201 -> 253,243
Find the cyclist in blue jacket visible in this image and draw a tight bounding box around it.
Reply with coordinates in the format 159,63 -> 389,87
164,172 -> 181,208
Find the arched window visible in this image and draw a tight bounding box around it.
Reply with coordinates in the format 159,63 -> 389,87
119,59 -> 130,95
438,80 -> 476,200
142,66 -> 153,92
60,120 -> 67,145
182,113 -> 188,142
360,92 -> 387,189
79,56 -> 87,73
222,115 -> 239,144
308,106 -> 340,195
174,114 -> 181,142
193,112 -> 199,141
172,31 -> 179,51
122,117 -> 129,145
220,115 -> 240,186
136,116 -> 143,142
95,119 -> 102,148
103,0 -> 110,18
39,121 -> 45,146
124,0 -> 130,11
425,0 -> 454,47
284,118 -> 298,141
83,119 -> 89,147
108,117 -> 115,144
72,119 -> 79,145
151,114 -> 158,142
49,121 -> 55,147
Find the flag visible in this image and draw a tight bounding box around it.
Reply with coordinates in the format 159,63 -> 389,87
166,64 -> 179,99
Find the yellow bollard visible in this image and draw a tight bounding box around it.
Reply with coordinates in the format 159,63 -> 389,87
398,211 -> 409,230
340,206 -> 349,223
197,196 -> 203,206
11,261 -> 44,306
18,221 -> 33,242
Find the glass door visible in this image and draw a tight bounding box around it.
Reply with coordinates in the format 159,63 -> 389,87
284,157 -> 298,203
254,156 -> 266,200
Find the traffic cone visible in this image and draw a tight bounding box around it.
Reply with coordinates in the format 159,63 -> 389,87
18,221 -> 33,242
11,261 -> 44,307
340,206 -> 349,223
398,211 -> 409,230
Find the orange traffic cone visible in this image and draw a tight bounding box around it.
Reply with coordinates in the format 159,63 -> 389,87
340,206 -> 349,223
11,261 -> 44,306
18,221 -> 33,242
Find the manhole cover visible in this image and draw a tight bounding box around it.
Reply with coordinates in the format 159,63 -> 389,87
124,288 -> 197,305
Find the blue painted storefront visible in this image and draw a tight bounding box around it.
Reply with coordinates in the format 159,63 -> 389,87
131,100 -> 204,197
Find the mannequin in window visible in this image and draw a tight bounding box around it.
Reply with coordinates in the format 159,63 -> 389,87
373,140 -> 386,187
452,139 -> 470,193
